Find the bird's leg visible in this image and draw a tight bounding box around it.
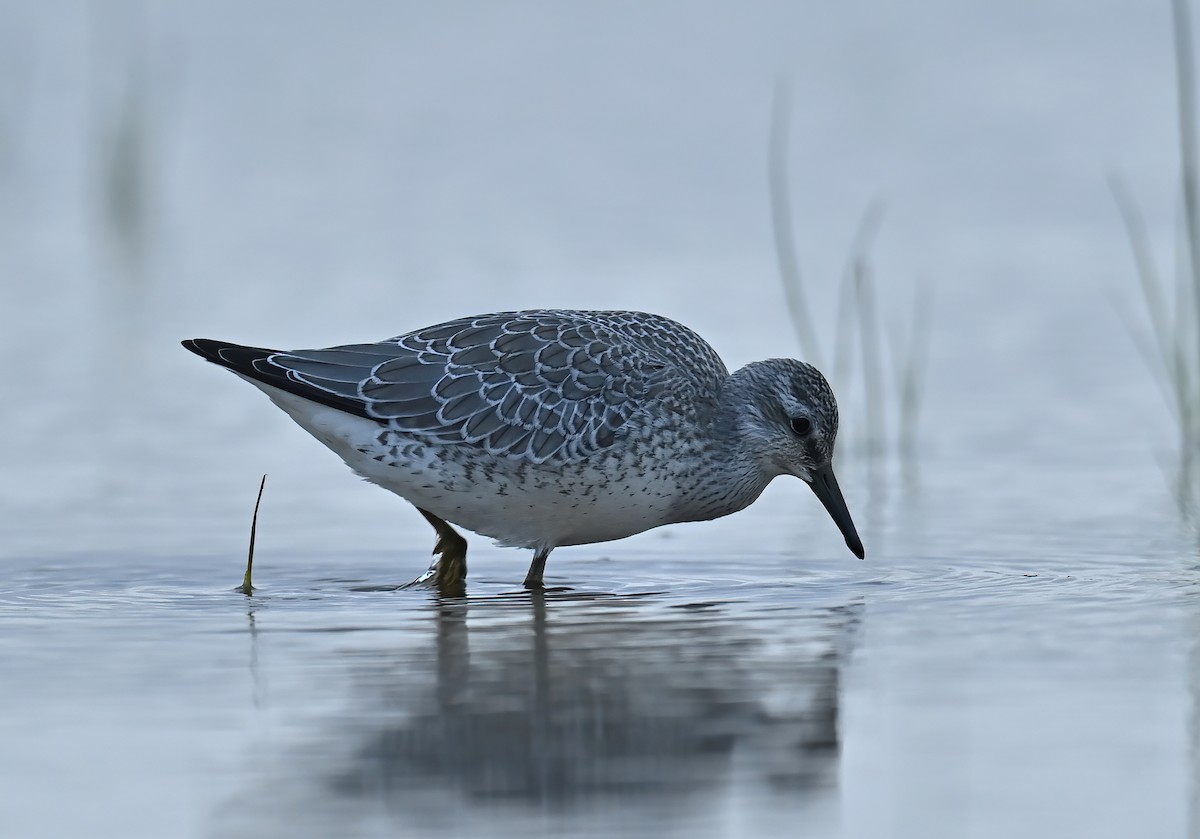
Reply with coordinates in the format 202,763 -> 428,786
523,547 -> 551,590
405,507 -> 468,597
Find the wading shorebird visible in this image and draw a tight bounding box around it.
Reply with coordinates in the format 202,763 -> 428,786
184,310 -> 863,593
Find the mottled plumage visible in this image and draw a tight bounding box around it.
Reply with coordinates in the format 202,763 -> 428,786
183,309 -> 863,592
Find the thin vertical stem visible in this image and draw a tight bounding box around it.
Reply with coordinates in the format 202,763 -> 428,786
769,78 -> 823,367
1174,0 -> 1200,492
241,475 -> 267,596
1110,175 -> 1175,382
1175,0 -> 1200,339
833,204 -> 886,394
900,279 -> 933,478
832,253 -> 859,395
855,259 -> 885,459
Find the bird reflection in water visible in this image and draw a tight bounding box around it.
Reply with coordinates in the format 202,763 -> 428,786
326,592 -> 858,828
215,591 -> 858,837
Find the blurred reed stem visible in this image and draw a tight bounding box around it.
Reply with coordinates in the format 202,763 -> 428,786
89,4 -> 162,287
769,78 -> 824,370
1175,0 -> 1200,361
1115,0 -> 1200,517
851,210 -> 887,459
855,258 -> 884,491
890,277 -> 933,475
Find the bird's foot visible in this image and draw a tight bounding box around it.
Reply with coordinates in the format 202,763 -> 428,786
430,529 -> 468,596
403,526 -> 468,597
522,547 -> 551,591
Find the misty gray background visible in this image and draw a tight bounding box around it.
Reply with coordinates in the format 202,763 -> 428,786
0,0 -> 1176,559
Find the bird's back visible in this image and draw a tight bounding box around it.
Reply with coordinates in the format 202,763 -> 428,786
186,309 -> 729,466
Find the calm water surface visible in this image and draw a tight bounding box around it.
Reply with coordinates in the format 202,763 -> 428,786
2,494 -> 1192,838
2,2 -> 1198,838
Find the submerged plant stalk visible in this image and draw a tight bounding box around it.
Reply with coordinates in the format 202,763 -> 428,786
241,475 -> 267,596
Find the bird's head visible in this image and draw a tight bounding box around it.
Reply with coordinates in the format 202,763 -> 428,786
729,359 -> 864,559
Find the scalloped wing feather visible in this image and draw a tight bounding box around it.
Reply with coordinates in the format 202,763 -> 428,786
261,311 -> 727,464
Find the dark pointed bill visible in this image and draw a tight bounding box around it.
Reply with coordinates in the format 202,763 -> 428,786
807,463 -> 865,559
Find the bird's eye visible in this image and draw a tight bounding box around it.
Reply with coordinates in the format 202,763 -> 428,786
789,416 -> 812,437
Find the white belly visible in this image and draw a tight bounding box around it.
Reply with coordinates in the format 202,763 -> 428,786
250,379 -> 684,549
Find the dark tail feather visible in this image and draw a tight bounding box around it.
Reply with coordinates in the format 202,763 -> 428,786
181,338 -> 372,419
182,338 -> 278,376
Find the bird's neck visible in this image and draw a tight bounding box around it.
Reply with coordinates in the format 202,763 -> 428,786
667,375 -> 777,523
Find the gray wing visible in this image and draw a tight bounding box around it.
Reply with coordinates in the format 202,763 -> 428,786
265,311 -> 712,464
